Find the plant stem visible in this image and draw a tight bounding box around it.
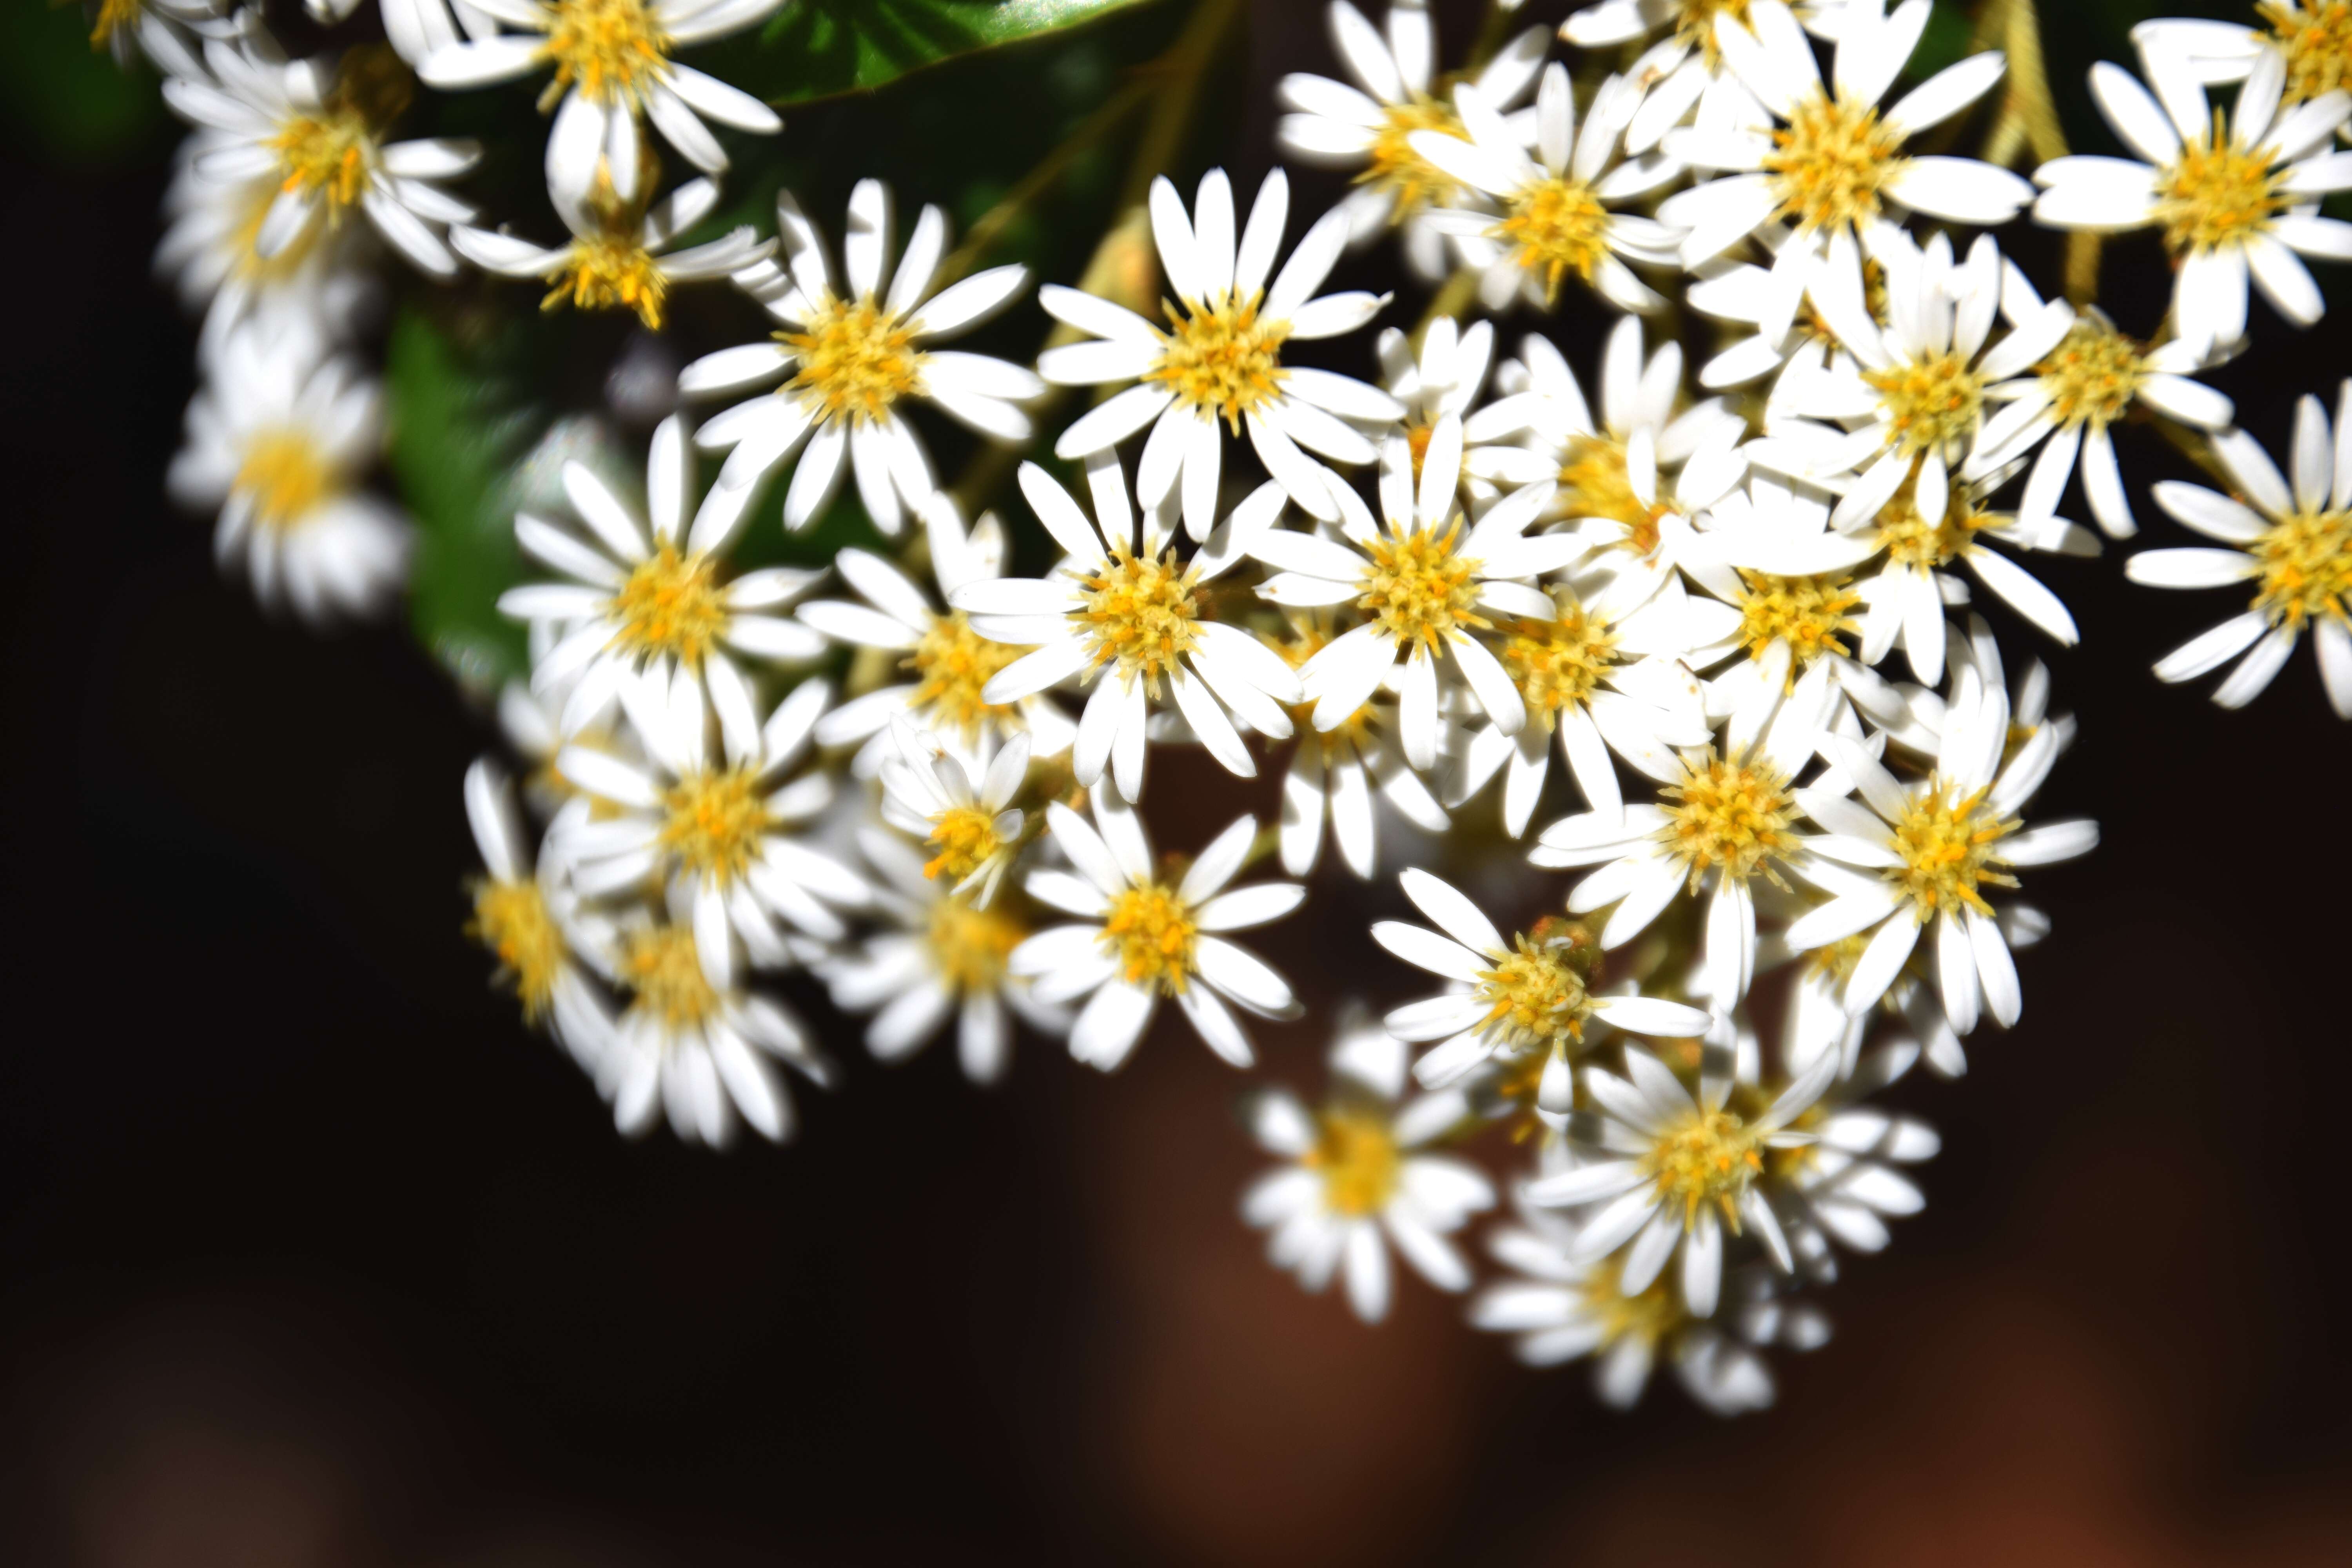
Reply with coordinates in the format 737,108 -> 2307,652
934,80 -> 1154,290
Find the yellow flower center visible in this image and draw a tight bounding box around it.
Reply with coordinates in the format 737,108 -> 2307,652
1642,1104 -> 1762,1230
781,296 -> 924,426
926,897 -> 1025,993
271,105 -> 375,214
1886,778 -> 2018,920
1361,97 -> 1466,217
1101,882 -> 1198,995
2036,319 -> 2147,430
1583,1253 -> 1686,1339
1801,929 -> 1873,991
2252,506 -> 2352,629
468,878 -> 564,1019
546,231 -> 669,328
89,0 -> 141,47
1358,520 -> 1487,652
234,430 -> 334,531
2156,116 -> 2289,255
1305,1109 -> 1402,1217
1148,294 -> 1289,430
1078,545 -> 1202,691
1559,437 -> 1673,555
1863,350 -> 1985,458
1474,934 -> 1592,1054
607,541 -> 727,665
1764,92 -> 1902,233
1659,751 -> 1799,891
906,610 -> 1021,741
1501,597 -> 1618,724
619,925 -> 720,1032
923,805 -> 1007,885
1491,176 -> 1612,301
540,0 -> 671,107
1735,570 -> 1859,675
1672,0 -> 1754,65
2263,0 -> 2352,105
1869,471 -> 1989,569
658,766 -> 772,886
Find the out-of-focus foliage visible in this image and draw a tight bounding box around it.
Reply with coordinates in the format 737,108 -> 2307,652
2,5 -> 168,163
708,0 -> 1161,103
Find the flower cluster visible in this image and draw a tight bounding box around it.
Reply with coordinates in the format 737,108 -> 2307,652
111,0 -> 2352,1417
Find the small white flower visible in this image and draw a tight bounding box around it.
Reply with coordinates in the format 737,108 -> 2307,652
162,40 -> 478,279
1040,167 -> 1403,542
166,311 -> 412,623
680,180 -> 1042,537
1413,61 -> 1686,313
496,415 -> 828,738
1769,1037 -> 1938,1274
417,0 -> 786,209
1258,613 -> 1448,880
875,723 -> 1030,909
1242,1016 -> 1495,1322
1374,867 -> 1713,1090
452,175 -> 771,329
2031,48 -> 2352,356
951,456 -> 1300,803
1276,0 -> 1548,279
1009,796 -> 1303,1072
2135,5 -> 2352,145
556,676 -> 871,981
2126,383 -> 2352,716
820,827 -> 1068,1085
462,758 -> 615,1071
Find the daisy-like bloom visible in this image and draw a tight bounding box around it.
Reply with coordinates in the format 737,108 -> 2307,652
2136,4 -> 2352,136
162,41 -> 478,280
556,675 -> 871,981
1259,612 -> 1450,879
2126,385 -> 2352,716
1375,868 -> 1713,1089
820,827 -> 1067,1084
1251,416 -> 1580,773
2031,49 -> 2352,356
462,758 -> 614,1069
800,499 -> 1076,774
1275,0 -> 1548,280
680,181 -> 1040,539
1523,1043 -> 1838,1318
1040,167 -> 1401,542
417,0 -> 786,209
1659,0 -> 2031,270
593,902 -> 834,1146
452,174 -> 770,329
1242,1016 -> 1495,1323
1009,796 -> 1303,1072
1412,61 -> 1686,313
1782,653 -> 2098,1033
167,312 -> 412,623
156,124 -> 376,350
1967,264 -> 2234,540
496,416 -> 828,738
875,724 -> 1031,909
1529,657 -> 1835,1004
1765,1037 -> 1938,1274
951,457 -> 1299,803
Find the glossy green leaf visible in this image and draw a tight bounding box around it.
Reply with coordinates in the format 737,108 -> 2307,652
706,0 -> 1163,106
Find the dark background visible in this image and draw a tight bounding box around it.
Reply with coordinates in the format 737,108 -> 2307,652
4,1 -> 2348,1563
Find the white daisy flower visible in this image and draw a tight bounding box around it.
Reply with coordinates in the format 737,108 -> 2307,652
162,40 -> 479,280
875,722 -> 1031,909
1374,867 -> 1713,1091
1523,1043 -> 1838,1318
949,456 -> 1299,803
679,180 -> 1042,537
799,499 -> 1077,774
1258,612 -> 1448,880
1276,0 -> 1548,280
2031,48 -> 2352,356
1967,262 -> 2234,539
495,415 -> 828,738
156,125 -> 376,348
2135,4 -> 2352,139
2126,383 -> 2352,716
1250,415 -> 1580,773
1782,652 -> 2098,1033
555,675 -> 871,980
1039,167 -> 1402,542
452,174 -> 771,329
1659,0 -> 2030,270
462,757 -> 615,1071
1529,657 -> 1837,1005
1008,795 -> 1303,1072
594,904 -> 834,1147
1412,61 -> 1686,314
1767,1036 -> 1938,1275
166,311 -> 412,624
819,827 -> 1067,1085
417,0 -> 786,210
1242,1016 -> 1495,1323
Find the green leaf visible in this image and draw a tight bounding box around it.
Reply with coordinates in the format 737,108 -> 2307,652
708,0 -> 1163,107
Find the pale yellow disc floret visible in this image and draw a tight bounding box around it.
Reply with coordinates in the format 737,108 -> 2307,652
1658,750 -> 1800,892
658,765 -> 773,886
235,430 -> 336,531
1474,930 -> 1593,1054
2263,0 -> 2352,105
906,610 -> 1022,741
926,897 -> 1025,993
1100,882 -> 1199,995
539,0 -> 672,109
468,878 -> 564,1020
1360,97 -> 1467,217
922,805 -> 1007,886
1078,546 -> 1203,693
1147,295 -> 1290,430
1868,470 -> 1993,570
2035,319 -> 2148,430
606,541 -> 727,664
2155,115 -> 2289,256
781,296 -> 926,425
1671,0 -> 1754,66
1863,351 -> 1986,458
619,925 -> 720,1031
1641,1101 -> 1763,1230
1558,436 -> 1675,557
2251,505 -> 2352,630
1583,1252 -> 1688,1332
548,227 -> 670,328
272,105 -> 376,214
1492,176 -> 1613,301
1762,93 -> 1903,234
1357,521 -> 1488,652
1885,779 -> 2019,921
1734,570 -> 1860,676
1501,595 -> 1619,725
1305,1109 -> 1402,1216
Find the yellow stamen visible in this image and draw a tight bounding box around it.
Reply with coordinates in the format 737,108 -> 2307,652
2155,111 -> 2289,255
234,431 -> 334,531
606,541 -> 727,665
906,611 -> 1021,741
926,897 -> 1024,993
1148,294 -> 1289,430
1863,351 -> 1985,458
1642,1102 -> 1762,1231
618,924 -> 719,1031
1100,882 -> 1198,995
539,0 -> 671,109
1304,1109 -> 1401,1216
1491,176 -> 1613,301
657,766 -> 772,886
1077,545 -> 1202,693
1501,593 -> 1619,724
546,230 -> 670,328
1359,97 -> 1466,218
780,296 -> 924,425
1357,519 -> 1486,652
2261,0 -> 2352,106
1734,570 -> 1859,678
1474,932 -> 1592,1054
2251,505 -> 2352,630
923,805 -> 1006,886
2035,318 -> 2147,430
467,878 -> 564,1019
1559,436 -> 1673,556
1886,779 -> 2018,921
1763,93 -> 1902,234
1658,750 -> 1800,893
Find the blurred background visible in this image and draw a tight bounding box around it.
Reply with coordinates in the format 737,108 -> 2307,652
4,0 -> 2350,1563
